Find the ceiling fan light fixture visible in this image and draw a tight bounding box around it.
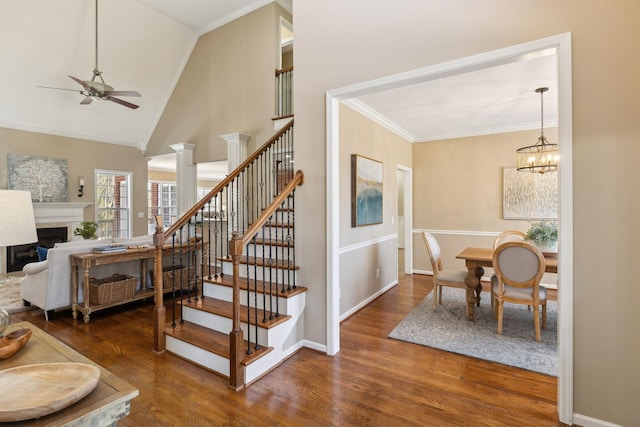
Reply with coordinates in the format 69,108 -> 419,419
516,87 -> 558,174
37,0 -> 140,109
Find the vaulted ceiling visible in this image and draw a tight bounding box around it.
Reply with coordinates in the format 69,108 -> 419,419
0,0 -> 289,153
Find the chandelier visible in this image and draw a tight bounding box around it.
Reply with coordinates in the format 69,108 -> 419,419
516,87 -> 558,174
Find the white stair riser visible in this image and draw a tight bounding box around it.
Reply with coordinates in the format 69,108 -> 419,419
181,305 -> 277,345
166,336 -> 229,377
254,226 -> 293,240
202,282 -> 297,314
221,262 -> 298,283
244,244 -> 295,260
170,292 -> 306,384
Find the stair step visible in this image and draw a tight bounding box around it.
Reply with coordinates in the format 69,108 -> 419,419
219,255 -> 299,271
251,237 -> 294,248
251,221 -> 293,229
204,274 -> 307,298
165,320 -> 273,366
178,297 -> 292,329
165,320 -> 229,358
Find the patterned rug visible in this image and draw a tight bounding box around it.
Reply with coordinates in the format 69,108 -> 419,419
388,287 -> 557,376
0,276 -> 33,314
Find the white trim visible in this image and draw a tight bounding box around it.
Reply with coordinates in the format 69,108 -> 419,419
415,229 -> 500,237
555,32 -> 574,425
301,339 -> 327,354
326,94 -> 341,356
398,165 -> 413,274
340,280 -> 397,322
342,98 -> 415,141
327,32 -> 573,424
342,97 -> 558,144
197,0 -> 275,35
339,234 -> 396,254
572,414 -> 622,427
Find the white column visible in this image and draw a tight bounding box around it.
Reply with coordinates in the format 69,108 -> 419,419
219,133 -> 250,172
170,143 -> 197,217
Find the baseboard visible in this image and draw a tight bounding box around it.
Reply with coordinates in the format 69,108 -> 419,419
301,339 -> 327,354
573,413 -> 623,427
339,280 -> 397,322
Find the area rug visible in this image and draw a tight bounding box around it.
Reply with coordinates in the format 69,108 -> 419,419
388,287 -> 557,376
0,276 -> 34,314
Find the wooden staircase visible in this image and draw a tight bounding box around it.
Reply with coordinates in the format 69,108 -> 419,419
164,230 -> 307,383
151,120 -> 306,389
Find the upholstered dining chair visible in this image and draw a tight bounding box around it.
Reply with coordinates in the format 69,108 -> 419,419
492,230 -> 528,310
493,230 -> 526,249
422,231 -> 467,309
491,241 -> 547,342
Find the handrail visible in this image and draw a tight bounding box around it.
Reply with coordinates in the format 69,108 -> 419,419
163,118 -> 294,240
275,66 -> 293,76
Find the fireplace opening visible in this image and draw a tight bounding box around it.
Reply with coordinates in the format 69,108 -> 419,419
6,227 -> 68,273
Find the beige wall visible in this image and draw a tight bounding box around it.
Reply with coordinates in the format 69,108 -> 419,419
411,129 -> 558,285
338,104 -> 412,316
0,127 -> 149,237
145,3 -> 291,163
295,0 -> 640,424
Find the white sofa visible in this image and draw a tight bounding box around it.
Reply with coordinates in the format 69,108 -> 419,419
21,235 -> 154,320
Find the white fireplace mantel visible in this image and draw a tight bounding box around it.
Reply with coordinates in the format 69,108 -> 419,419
32,202 -> 92,225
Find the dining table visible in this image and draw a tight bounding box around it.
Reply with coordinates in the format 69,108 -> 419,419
455,247 -> 558,321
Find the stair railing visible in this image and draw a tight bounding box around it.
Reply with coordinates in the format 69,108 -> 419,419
152,119 -> 294,354
275,66 -> 293,119
228,169 -> 303,389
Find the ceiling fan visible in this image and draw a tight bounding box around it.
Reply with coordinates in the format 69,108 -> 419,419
38,0 -> 141,109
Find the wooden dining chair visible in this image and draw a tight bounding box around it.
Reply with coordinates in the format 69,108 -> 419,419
491,230 -> 528,311
491,241 -> 547,342
422,231 -> 467,309
493,230 -> 526,249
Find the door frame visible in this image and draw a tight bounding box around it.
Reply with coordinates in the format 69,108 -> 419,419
326,33 -> 573,423
397,165 -> 413,274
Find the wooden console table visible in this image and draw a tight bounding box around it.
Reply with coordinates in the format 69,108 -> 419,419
0,321 -> 138,426
71,244 -> 199,324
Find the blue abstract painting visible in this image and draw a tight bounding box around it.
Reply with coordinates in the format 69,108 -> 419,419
351,155 -> 383,227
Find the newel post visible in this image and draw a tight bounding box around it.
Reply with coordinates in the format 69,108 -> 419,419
229,231 -> 245,390
153,215 -> 166,353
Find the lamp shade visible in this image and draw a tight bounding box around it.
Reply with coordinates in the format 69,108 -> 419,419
0,190 -> 38,246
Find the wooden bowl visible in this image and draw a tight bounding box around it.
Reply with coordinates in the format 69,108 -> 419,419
0,328 -> 32,359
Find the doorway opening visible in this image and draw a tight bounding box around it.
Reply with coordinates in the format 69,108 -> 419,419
326,33 -> 573,423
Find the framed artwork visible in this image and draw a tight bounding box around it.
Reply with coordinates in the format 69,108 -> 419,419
7,154 -> 68,203
503,167 -> 557,220
351,154 -> 383,227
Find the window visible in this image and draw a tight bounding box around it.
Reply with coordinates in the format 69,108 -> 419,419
95,170 -> 132,239
148,181 -> 177,233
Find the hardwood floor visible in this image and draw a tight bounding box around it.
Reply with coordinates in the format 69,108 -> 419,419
11,272 -> 564,426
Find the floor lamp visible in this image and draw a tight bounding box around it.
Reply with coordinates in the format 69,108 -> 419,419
0,190 -> 38,279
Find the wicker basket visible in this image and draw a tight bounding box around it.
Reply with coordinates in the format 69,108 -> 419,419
89,274 -> 137,305
160,265 -> 195,289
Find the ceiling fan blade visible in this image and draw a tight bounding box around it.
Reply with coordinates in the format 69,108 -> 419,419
68,75 -> 92,91
80,96 -> 93,105
108,90 -> 140,97
37,85 -> 83,93
108,96 -> 139,109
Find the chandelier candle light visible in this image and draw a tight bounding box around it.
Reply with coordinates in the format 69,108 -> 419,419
516,87 -> 559,174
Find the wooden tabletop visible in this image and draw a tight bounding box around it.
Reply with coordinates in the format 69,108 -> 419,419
0,321 -> 138,426
456,247 -> 558,273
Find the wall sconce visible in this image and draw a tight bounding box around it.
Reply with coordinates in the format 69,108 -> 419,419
78,176 -> 85,197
